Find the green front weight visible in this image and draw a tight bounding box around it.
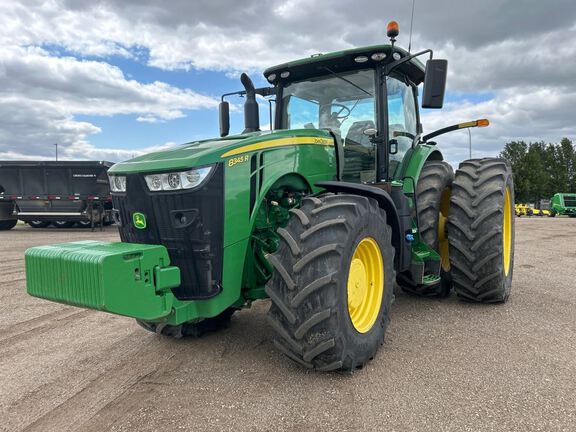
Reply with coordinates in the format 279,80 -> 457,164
25,240 -> 180,320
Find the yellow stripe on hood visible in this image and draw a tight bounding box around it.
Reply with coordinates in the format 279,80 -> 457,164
221,136 -> 333,158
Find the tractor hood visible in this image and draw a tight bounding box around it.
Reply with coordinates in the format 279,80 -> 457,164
109,129 -> 335,174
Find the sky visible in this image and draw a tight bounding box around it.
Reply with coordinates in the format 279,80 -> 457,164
1,0 -> 575,166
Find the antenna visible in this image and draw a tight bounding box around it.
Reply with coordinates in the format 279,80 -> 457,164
408,0 -> 416,52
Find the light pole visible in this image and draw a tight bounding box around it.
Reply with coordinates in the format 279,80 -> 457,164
54,143 -> 58,161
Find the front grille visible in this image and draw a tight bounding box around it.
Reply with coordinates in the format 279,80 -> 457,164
112,164 -> 224,300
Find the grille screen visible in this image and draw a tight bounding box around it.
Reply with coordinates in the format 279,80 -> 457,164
112,164 -> 224,300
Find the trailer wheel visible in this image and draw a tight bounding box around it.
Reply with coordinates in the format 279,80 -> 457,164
77,220 -> 92,228
448,158 -> 514,303
136,308 -> 236,338
52,220 -> 76,228
0,219 -> 17,230
266,194 -> 395,371
29,221 -> 50,228
402,160 -> 453,297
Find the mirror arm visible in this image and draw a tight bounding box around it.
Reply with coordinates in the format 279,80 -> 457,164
384,49 -> 433,76
221,86 -> 275,102
221,90 -> 245,102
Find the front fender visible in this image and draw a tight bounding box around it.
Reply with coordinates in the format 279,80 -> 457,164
399,144 -> 444,193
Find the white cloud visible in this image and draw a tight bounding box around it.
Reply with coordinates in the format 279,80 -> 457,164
421,87 -> 576,166
0,45 -> 217,160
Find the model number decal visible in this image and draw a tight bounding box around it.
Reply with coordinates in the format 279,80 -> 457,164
228,155 -> 249,167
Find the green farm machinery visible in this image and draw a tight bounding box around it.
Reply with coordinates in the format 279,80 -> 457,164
25,22 -> 515,371
550,193 -> 576,217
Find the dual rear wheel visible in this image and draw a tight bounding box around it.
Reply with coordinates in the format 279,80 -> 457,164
405,158 -> 515,302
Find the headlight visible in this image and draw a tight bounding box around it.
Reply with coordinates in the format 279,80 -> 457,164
109,175 -> 126,192
144,166 -> 213,192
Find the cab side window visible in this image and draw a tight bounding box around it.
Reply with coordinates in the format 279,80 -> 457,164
387,77 -> 417,177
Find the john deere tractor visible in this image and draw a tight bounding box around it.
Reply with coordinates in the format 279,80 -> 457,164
25,22 -> 515,371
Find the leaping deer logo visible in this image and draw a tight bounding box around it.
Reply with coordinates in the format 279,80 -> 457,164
133,212 -> 147,229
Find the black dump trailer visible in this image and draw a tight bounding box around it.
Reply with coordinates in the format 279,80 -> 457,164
0,161 -> 114,230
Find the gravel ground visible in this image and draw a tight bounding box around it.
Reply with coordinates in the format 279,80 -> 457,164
0,218 -> 575,432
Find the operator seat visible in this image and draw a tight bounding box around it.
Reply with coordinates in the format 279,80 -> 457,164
342,120 -> 376,183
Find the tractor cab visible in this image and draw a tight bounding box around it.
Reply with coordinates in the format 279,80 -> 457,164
268,45 -> 426,184
221,22 -> 448,189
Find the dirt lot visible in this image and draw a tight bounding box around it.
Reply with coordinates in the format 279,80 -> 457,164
1,218 -> 575,432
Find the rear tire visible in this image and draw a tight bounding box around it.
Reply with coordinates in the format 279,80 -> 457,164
52,220 -> 76,228
402,160 -> 453,297
266,194 -> 395,371
136,308 -> 236,338
448,158 -> 514,303
29,220 -> 50,228
0,219 -> 17,230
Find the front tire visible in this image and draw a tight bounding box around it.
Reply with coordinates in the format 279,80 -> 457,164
266,194 -> 395,371
448,158 -> 515,302
136,308 -> 236,338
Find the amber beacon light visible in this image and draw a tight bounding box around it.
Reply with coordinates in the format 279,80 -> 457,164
387,21 -> 399,38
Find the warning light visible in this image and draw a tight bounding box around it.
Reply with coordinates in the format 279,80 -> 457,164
387,21 -> 399,39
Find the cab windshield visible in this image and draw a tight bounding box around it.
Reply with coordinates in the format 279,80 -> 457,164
280,70 -> 378,182
280,69 -> 376,139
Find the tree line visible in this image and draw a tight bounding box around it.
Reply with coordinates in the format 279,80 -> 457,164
499,138 -> 575,204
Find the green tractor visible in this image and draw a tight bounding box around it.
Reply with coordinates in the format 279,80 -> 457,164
550,193 -> 576,217
25,22 -> 515,371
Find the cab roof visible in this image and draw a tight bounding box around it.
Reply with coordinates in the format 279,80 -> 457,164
264,44 -> 426,86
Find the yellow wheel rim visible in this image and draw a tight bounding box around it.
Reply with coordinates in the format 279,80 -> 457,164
503,187 -> 512,276
347,237 -> 384,333
438,187 -> 451,272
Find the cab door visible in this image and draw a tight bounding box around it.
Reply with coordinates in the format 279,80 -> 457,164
386,76 -> 418,178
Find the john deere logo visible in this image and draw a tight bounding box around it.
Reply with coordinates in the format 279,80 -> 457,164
133,212 -> 147,229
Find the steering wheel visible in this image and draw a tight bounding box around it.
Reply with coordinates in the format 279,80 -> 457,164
331,103 -> 351,120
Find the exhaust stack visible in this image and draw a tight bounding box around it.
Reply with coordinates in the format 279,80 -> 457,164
240,73 -> 260,133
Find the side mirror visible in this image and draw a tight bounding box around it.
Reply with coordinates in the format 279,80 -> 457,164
219,101 -> 230,137
422,59 -> 447,109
